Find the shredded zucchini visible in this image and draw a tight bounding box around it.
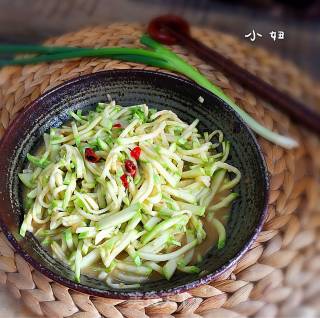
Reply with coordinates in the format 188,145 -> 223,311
19,101 -> 240,288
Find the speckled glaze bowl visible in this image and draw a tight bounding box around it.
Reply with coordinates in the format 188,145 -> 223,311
0,70 -> 269,299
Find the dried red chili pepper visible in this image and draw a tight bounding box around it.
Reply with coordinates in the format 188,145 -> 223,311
120,174 -> 129,188
130,146 -> 141,160
112,123 -> 122,128
85,148 -> 100,163
125,159 -> 137,177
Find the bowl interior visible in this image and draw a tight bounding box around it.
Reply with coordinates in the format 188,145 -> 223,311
0,70 -> 268,298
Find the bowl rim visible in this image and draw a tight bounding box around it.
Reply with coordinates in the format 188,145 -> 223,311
0,69 -> 269,299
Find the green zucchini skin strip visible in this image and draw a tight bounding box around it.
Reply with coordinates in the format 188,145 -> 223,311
97,204 -> 141,230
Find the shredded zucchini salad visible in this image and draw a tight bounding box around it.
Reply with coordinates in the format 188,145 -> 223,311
19,101 -> 241,288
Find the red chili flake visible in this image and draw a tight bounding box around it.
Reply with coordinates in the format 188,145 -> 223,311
125,159 -> 137,177
120,174 -> 129,188
130,146 -> 141,160
85,148 -> 100,163
112,123 -> 122,128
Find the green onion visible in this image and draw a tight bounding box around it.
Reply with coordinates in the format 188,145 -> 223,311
0,36 -> 297,148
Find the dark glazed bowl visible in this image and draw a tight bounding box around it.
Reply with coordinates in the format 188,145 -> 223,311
0,70 -> 269,299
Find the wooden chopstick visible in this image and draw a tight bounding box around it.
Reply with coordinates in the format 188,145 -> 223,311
168,28 -> 320,135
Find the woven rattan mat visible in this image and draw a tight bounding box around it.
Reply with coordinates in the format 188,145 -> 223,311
0,24 -> 319,318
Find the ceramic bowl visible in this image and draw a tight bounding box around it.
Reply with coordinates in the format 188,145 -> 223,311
0,70 -> 269,298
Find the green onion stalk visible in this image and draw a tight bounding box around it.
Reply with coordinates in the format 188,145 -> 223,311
0,35 -> 298,149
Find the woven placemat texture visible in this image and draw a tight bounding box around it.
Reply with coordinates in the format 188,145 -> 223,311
0,24 -> 319,318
